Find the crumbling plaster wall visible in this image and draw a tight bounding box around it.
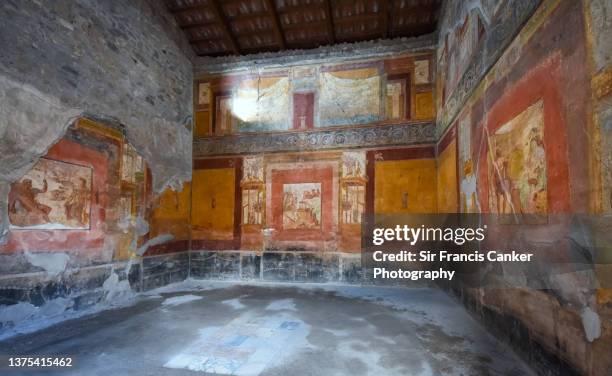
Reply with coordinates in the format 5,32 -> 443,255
0,0 -> 194,244
435,0 -> 541,135
435,0 -> 612,374
0,0 -> 195,331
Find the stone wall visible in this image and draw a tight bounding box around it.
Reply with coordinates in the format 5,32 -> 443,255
141,252 -> 189,291
0,253 -> 190,337
0,0 -> 195,333
190,251 -> 364,284
0,0 -> 193,196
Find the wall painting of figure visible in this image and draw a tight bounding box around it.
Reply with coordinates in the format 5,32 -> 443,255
487,100 -> 547,215
282,183 -> 321,229
9,158 -> 92,229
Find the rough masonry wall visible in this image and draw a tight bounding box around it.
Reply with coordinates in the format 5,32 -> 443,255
0,0 -> 195,336
0,0 -> 194,196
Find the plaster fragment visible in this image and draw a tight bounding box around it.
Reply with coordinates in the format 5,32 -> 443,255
24,251 -> 69,276
136,234 -> 174,256
581,306 -> 601,342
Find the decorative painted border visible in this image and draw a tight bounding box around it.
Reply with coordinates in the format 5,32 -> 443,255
194,34 -> 436,75
437,0 -> 542,135
194,121 -> 436,157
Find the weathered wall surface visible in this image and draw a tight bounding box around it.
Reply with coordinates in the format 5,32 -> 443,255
585,5 -> 612,371
190,52 -> 439,254
0,0 -> 193,194
0,118 -> 192,337
149,183 -> 192,246
0,0 -> 195,331
0,119 -> 142,334
193,51 -> 435,136
437,0 -> 612,374
435,0 -> 541,135
0,0 -> 195,334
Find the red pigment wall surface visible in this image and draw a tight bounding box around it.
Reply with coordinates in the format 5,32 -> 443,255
0,138 -> 110,253
468,1 -> 591,214
477,54 -> 571,214
443,1 -> 611,375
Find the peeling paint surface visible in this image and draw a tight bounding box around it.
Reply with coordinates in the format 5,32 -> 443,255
581,306 -> 601,342
136,234 -> 174,256
24,251 -> 69,276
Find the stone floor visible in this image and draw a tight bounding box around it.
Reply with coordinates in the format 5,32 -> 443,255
0,281 -> 535,375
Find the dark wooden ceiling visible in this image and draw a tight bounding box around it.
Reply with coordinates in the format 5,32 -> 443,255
164,0 -> 442,57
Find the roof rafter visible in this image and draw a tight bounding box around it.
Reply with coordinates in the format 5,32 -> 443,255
381,0 -> 389,38
208,0 -> 240,55
322,0 -> 335,44
179,19 -> 217,29
263,0 -> 286,50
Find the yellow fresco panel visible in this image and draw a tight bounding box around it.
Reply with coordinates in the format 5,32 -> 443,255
375,159 -> 437,214
437,140 -> 458,213
150,183 -> 192,240
192,168 -> 235,239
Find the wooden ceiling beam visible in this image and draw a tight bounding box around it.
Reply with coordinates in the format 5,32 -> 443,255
192,39 -> 224,48
180,13 -> 302,31
263,0 -> 286,50
282,9 -> 385,40
228,11 -> 271,21
192,42 -> 231,56
282,20 -> 327,30
334,14 -> 382,24
189,34 -> 234,44
322,0 -> 335,44
165,0 -> 441,57
381,0 -> 389,39
276,4 -> 327,14
389,24 -> 436,38
392,10 -> 437,27
208,0 -> 240,54
179,20 -> 217,30
196,49 -> 232,57
168,2 -> 209,14
391,3 -> 439,13
285,39 -> 329,48
228,29 -> 275,38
